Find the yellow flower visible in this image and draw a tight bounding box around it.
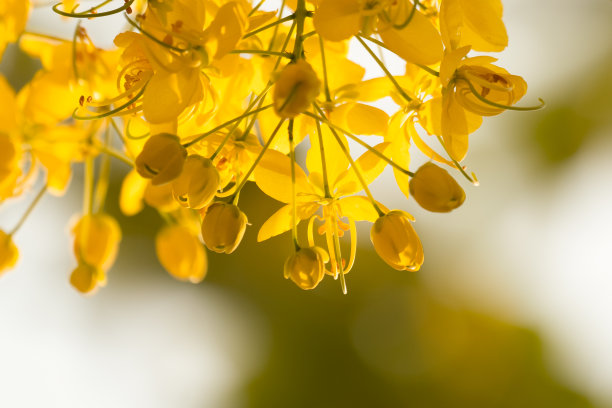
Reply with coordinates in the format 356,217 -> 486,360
440,0 -> 508,52
370,210 -> 424,271
201,203 -> 248,254
0,230 -> 18,275
72,214 -> 121,271
135,133 -> 187,185
172,155 -> 219,210
70,263 -> 106,295
454,60 -> 528,116
0,0 -> 30,57
156,224 -> 207,283
314,0 -> 443,66
284,246 -> 328,290
409,163 -> 465,213
273,60 -> 321,119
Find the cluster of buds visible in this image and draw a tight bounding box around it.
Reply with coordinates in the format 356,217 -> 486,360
0,0 -> 541,294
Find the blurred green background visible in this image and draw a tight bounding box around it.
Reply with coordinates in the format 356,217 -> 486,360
1,1 -> 611,407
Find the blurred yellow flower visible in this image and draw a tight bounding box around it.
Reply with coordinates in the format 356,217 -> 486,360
156,224 -> 207,283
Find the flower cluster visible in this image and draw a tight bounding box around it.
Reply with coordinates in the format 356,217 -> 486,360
0,0 -> 542,293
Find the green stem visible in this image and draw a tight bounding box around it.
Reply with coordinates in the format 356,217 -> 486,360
267,0 -> 286,52
230,49 -> 293,58
84,157 -> 95,215
318,35 -> 332,102
184,103 -> 273,148
231,118 -> 285,204
248,0 -> 266,17
314,115 -> 332,198
293,0 -> 307,59
8,184 -> 47,237
323,119 -> 385,217
94,127 -> 112,213
243,14 -> 295,39
356,36 -> 413,103
359,35 -> 440,77
288,119 -> 300,251
308,107 -> 415,177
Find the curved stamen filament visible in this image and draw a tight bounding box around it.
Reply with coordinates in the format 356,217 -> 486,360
73,83 -> 148,121
53,0 -> 135,18
87,74 -> 149,108
458,77 -> 546,111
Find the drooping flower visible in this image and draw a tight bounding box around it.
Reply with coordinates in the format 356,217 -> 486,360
284,246 -> 328,290
201,202 -> 248,254
409,163 -> 465,212
135,133 -> 187,185
370,210 -> 424,271
172,155 -> 219,209
156,224 -> 207,283
274,60 -> 321,118
72,213 -> 121,271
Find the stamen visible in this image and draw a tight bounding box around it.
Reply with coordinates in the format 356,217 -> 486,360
53,0 -> 136,18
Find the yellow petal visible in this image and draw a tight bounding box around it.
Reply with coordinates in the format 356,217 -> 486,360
459,0 -> 507,52
0,75 -> 17,133
255,149 -> 314,204
334,142 -> 391,197
338,196 -> 379,222
204,1 -> 248,59
345,103 -> 389,136
306,123 -> 349,188
313,0 -> 362,42
143,69 -> 203,124
378,10 -> 443,66
257,203 -> 318,242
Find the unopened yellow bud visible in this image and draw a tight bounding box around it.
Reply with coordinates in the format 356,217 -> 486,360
70,263 -> 106,294
284,246 -> 327,290
273,60 -> 321,118
370,210 -> 424,271
0,230 -> 18,275
409,163 -> 466,213
72,214 -> 121,270
156,225 -> 207,283
172,155 -> 219,210
135,133 -> 187,185
201,203 -> 247,254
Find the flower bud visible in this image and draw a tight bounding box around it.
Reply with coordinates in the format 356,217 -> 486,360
70,263 -> 106,294
0,230 -> 18,275
273,60 -> 321,118
284,246 -> 328,290
201,203 -> 247,254
156,225 -> 207,283
370,210 -> 424,271
172,155 -> 220,210
409,163 -> 465,213
72,214 -> 121,270
135,133 -> 187,185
